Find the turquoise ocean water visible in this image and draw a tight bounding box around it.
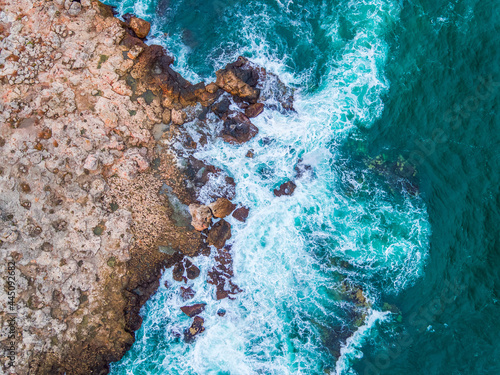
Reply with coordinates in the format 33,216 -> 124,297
103,0 -> 500,373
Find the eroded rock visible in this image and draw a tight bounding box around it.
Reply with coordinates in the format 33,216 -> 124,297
207,219 -> 232,249
221,112 -> 259,144
184,316 -> 205,343
189,204 -> 213,231
209,198 -> 236,218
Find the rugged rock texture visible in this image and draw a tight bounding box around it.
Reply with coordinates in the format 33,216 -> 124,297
207,219 -> 232,249
0,1 -> 296,373
0,1 -> 224,374
208,198 -> 236,219
188,203 -> 212,231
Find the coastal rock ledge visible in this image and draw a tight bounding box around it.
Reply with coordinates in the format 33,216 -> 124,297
0,0 -> 296,373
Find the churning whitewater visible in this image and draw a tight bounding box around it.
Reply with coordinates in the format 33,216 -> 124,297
106,0 -> 431,373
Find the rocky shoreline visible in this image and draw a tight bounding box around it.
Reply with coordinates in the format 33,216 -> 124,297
0,1 -> 297,373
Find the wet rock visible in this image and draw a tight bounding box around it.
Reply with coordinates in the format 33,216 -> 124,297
273,181 -> 296,197
207,246 -> 242,300
217,309 -> 226,317
185,260 -> 200,280
127,16 -> 151,39
232,206 -> 250,222
245,103 -> 264,118
209,198 -> 236,218
221,112 -> 259,144
294,160 -> 313,179
180,303 -> 206,317
188,204 -> 213,231
172,262 -> 185,282
211,97 -> 231,118
180,287 -> 195,301
184,316 -> 205,343
245,149 -> 254,158
215,57 -> 261,103
207,219 -> 231,249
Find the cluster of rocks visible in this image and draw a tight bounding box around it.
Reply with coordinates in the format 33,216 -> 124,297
166,196 -> 248,342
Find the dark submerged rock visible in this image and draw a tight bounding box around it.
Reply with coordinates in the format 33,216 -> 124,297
273,181 -> 296,197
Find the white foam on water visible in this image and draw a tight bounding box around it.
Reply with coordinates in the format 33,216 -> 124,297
108,0 -> 432,374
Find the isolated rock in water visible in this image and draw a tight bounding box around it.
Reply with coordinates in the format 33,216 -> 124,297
180,303 -> 206,317
232,206 -> 250,222
274,181 -> 296,197
245,103 -> 264,118
209,198 -> 236,218
207,219 -> 232,249
184,316 -> 205,343
221,112 -> 259,144
128,16 -> 151,39
185,260 -> 201,280
215,56 -> 261,103
217,309 -> 226,317
189,204 -> 213,231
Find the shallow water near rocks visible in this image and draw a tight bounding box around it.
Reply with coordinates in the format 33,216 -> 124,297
104,0 -> 500,374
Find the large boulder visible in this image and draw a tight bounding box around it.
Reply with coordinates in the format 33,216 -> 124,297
221,112 -> 258,144
180,303 -> 206,317
207,219 -> 231,249
215,56 -> 261,103
188,204 -> 212,231
123,14 -> 151,39
232,206 -> 250,222
209,198 -> 236,218
245,103 -> 264,118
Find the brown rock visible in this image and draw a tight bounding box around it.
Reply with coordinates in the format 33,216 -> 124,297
185,260 -> 200,280
206,82 -> 219,93
217,309 -> 226,317
129,17 -> 151,39
245,103 -> 264,118
245,149 -> 254,158
172,262 -> 185,282
188,204 -> 213,231
38,128 -> 52,139
180,303 -> 206,317
273,181 -> 296,197
162,109 -> 171,123
184,316 -> 205,343
232,206 -> 250,222
215,56 -> 261,103
171,108 -> 187,125
221,113 -> 258,144
209,198 -> 236,218
207,219 -> 231,249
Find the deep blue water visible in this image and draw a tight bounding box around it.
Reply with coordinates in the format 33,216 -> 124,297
103,0 -> 500,373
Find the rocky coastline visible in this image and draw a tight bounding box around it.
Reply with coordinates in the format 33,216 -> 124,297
0,1 -> 298,373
